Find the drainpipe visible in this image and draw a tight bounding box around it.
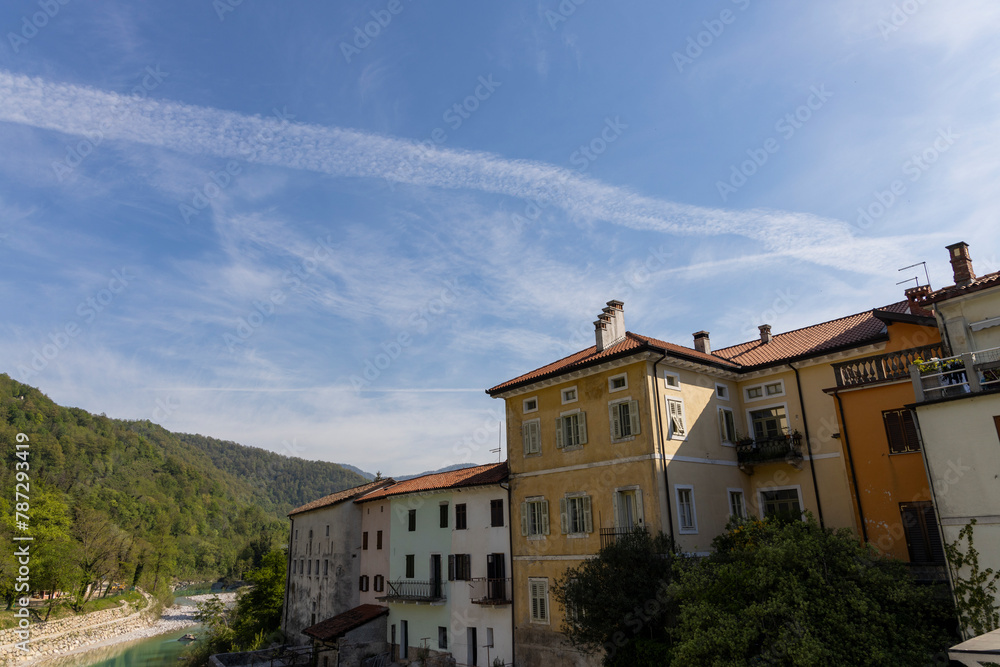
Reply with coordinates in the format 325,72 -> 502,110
833,391 -> 868,544
502,478 -> 515,664
652,353 -> 675,541
789,362 -> 825,530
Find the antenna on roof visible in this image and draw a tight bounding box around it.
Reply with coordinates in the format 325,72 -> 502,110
897,261 -> 930,287
896,276 -> 918,288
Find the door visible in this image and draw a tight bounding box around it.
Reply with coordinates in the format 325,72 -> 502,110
431,554 -> 442,598
391,624 -> 397,662
400,620 -> 408,662
486,553 -> 505,600
467,627 -> 478,666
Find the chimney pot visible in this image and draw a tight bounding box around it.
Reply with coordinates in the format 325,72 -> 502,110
759,324 -> 772,344
946,241 -> 976,287
595,301 -> 625,351
693,331 -> 711,355
904,285 -> 933,316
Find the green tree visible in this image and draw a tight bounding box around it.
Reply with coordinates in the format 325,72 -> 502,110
554,529 -> 676,666
232,548 -> 287,644
668,516 -> 955,666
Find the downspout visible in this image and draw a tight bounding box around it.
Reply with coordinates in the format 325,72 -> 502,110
502,478 -> 514,664
788,362 -> 825,530
833,391 -> 869,544
652,352 -> 675,541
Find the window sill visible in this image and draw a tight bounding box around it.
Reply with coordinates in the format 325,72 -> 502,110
611,436 -> 636,444
678,528 -> 698,535
561,445 -> 584,452
888,449 -> 921,456
524,452 -> 542,458
566,532 -> 589,539
527,535 -> 547,541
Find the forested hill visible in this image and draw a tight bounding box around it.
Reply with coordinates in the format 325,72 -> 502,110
0,374 -> 367,582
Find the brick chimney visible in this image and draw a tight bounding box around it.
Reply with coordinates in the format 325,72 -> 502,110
946,242 -> 976,287
759,324 -> 772,344
904,285 -> 933,316
693,331 -> 711,354
595,300 -> 625,352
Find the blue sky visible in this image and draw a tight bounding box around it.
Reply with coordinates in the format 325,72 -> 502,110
1,1 -> 998,475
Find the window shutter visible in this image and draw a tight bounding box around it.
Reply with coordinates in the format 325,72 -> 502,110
555,418 -> 564,448
520,502 -> 529,536
582,496 -> 593,533
923,504 -> 945,565
578,412 -> 588,444
902,410 -> 920,452
611,492 -> 620,528
463,554 -> 472,580
884,410 -> 904,453
559,498 -> 568,534
718,409 -> 726,440
635,489 -> 644,525
448,555 -> 455,581
522,423 -> 531,456
629,400 -> 640,435
609,403 -> 621,439
541,500 -> 550,535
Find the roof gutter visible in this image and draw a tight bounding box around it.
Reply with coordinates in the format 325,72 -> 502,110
652,352 -> 675,541
788,361 -> 825,530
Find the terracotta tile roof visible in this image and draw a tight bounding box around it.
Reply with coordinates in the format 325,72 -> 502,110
302,604 -> 388,642
289,479 -> 395,516
712,302 -> 909,368
487,302 -> 920,393
356,462 -> 508,502
915,271 -> 1000,306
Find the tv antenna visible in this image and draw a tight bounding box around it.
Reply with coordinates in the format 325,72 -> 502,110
896,261 -> 930,288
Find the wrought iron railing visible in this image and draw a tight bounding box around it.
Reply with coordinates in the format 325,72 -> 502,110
832,344 -> 944,388
911,346 -> 1000,400
599,526 -> 647,549
735,432 -> 803,466
468,577 -> 511,605
382,579 -> 444,602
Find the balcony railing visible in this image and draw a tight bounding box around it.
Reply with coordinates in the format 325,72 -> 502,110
380,579 -> 444,603
832,344 -> 944,388
735,432 -> 803,472
599,525 -> 647,549
911,346 -> 1000,401
468,577 -> 511,606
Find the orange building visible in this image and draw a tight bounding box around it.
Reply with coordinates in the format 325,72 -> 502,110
825,289 -> 946,573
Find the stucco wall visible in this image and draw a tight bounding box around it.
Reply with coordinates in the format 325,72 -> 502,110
358,498 -> 391,606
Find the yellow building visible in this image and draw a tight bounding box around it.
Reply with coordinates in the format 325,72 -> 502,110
488,297 -> 941,666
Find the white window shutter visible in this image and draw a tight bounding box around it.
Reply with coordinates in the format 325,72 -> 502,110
522,423 -> 531,456
612,492 -> 620,528
582,496 -> 593,533
635,489 -> 644,525
520,502 -> 529,536
541,500 -> 550,535
578,412 -> 587,444
555,418 -> 564,448
609,403 -> 621,439
629,400 -> 640,435
559,498 -> 568,534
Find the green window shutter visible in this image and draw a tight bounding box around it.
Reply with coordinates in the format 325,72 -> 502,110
522,423 -> 531,456
578,412 -> 587,444
718,409 -> 726,440
609,403 -> 621,439
559,498 -> 568,534
582,496 -> 593,533
520,502 -> 529,536
555,418 -> 564,448
629,400 -> 640,435
541,500 -> 550,535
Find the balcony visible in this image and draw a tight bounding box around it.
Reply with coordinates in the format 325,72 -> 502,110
468,577 -> 512,606
599,525 -> 647,549
910,346 -> 1000,402
832,344 -> 944,388
378,579 -> 445,604
735,432 -> 803,474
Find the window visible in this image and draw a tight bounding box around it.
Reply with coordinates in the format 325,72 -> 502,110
749,406 -> 788,439
300,559 -> 304,575
438,627 -> 448,650
486,627 -> 494,648
522,419 -> 541,455
440,503 -> 449,528
359,575 -> 369,592
376,530 -> 383,549
374,574 -> 384,592
715,383 -> 729,400
883,409 -> 920,454
455,503 -> 467,530
675,486 -> 697,534
663,371 -> 681,390
490,499 -> 504,527
316,559 -> 319,575
760,487 -> 802,519
408,509 -> 416,531
614,489 -> 643,529
405,555 -> 415,578
362,532 -> 369,550
561,387 -> 578,403
746,380 -> 784,401
529,579 -> 549,623
295,529 -> 298,541
448,553 -> 472,580
560,495 -> 593,534
609,399 -> 640,440
719,407 -> 736,443
746,386 -> 763,399
900,503 -> 945,565
556,411 -> 588,448
521,498 -> 550,536
609,373 -> 628,392
308,529 -> 313,539
523,397 -> 538,413
307,560 -> 312,575
666,399 -> 686,438
292,560 -> 296,575
765,381 -> 783,396
325,525 -> 330,537
323,559 -> 328,576
728,489 -> 746,518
